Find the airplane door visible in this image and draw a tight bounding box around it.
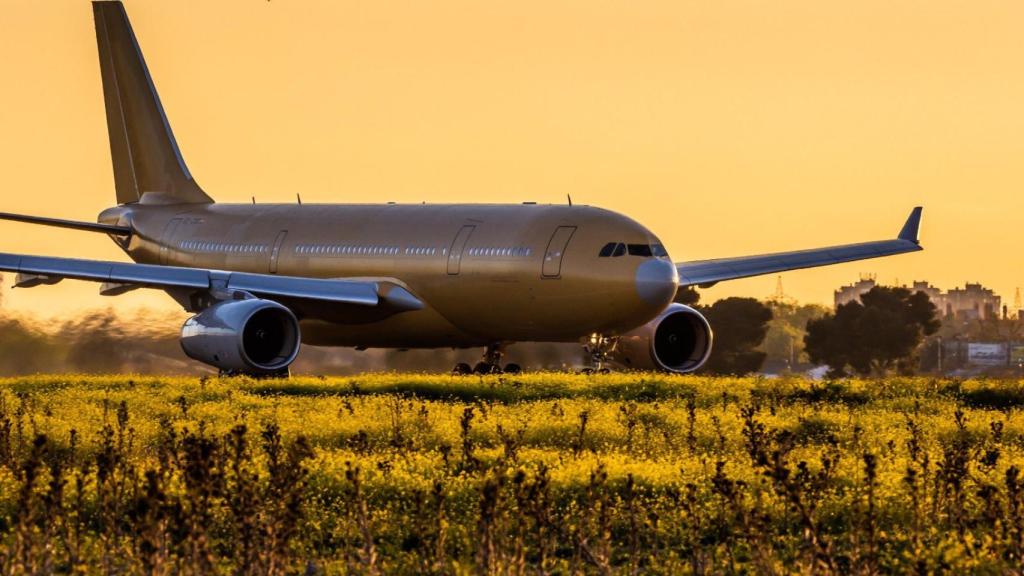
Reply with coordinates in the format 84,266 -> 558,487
542,226 -> 576,278
447,225 -> 475,275
269,230 -> 288,274
159,217 -> 183,265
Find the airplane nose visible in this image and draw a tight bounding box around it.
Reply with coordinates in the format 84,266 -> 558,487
635,258 -> 679,308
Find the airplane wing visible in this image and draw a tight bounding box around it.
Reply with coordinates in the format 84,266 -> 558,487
676,207 -> 923,288
0,252 -> 423,314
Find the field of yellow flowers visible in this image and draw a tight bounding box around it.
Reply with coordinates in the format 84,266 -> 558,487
2,372 -> 1024,573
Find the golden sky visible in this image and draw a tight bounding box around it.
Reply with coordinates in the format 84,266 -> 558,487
1,0 -> 1022,317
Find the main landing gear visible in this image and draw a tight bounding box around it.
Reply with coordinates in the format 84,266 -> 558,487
218,367 -> 291,379
452,344 -> 522,375
581,334 -> 617,374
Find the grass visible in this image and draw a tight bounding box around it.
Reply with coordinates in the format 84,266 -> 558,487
1,372 -> 1024,573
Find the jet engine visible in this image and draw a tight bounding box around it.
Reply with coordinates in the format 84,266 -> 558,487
180,298 -> 301,374
609,304 -> 713,373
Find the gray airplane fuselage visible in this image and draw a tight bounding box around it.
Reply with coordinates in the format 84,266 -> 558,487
100,202 -> 681,349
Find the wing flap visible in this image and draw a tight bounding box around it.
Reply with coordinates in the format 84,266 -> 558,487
227,272 -> 379,306
676,208 -> 923,287
0,253 -> 209,288
108,261 -> 209,287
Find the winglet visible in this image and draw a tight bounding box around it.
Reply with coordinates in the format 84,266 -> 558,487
898,207 -> 923,244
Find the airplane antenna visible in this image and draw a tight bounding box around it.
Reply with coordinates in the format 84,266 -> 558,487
296,193 -> 302,205
567,194 -> 573,206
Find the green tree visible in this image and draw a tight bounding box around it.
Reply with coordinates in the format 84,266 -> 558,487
698,297 -> 773,375
0,316 -> 52,375
805,286 -> 939,377
761,302 -> 829,369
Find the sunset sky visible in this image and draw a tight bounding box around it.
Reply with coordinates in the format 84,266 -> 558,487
1,0 -> 1022,317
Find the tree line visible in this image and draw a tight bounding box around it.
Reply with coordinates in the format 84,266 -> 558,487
682,285 -> 940,377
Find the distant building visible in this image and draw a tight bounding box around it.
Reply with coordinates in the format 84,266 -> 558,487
834,278 -> 1001,320
908,281 -> 943,302
943,283 -> 1001,320
834,274 -> 878,307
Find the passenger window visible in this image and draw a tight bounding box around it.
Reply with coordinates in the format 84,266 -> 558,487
598,242 -> 616,257
651,243 -> 669,258
612,243 -> 626,257
628,244 -> 652,257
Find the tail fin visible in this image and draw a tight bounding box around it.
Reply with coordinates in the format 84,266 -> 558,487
93,1 -> 212,205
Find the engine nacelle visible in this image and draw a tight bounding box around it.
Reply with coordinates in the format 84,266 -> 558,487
180,298 -> 301,374
609,304 -> 713,373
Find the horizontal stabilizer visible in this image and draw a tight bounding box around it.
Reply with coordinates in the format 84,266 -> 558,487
0,212 -> 131,235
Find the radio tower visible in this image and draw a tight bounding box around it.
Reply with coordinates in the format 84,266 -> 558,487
768,275 -> 794,305
1015,287 -> 1022,319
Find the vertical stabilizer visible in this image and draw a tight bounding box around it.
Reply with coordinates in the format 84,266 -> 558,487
93,1 -> 212,205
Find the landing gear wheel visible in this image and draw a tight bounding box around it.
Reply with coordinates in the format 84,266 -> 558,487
470,343 -> 508,375
473,362 -> 500,375
503,363 -> 522,374
452,362 -> 472,376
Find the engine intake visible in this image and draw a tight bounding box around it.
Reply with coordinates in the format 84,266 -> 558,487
610,304 -> 713,373
181,298 -> 300,374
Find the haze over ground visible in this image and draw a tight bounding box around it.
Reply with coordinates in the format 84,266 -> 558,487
1,0 -> 1021,318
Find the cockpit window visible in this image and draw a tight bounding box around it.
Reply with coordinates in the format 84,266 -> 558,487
627,244 -> 653,257
602,242 -> 651,258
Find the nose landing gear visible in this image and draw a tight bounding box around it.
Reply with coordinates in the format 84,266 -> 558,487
582,334 -> 618,374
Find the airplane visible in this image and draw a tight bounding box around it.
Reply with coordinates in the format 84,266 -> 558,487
0,1 -> 924,376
